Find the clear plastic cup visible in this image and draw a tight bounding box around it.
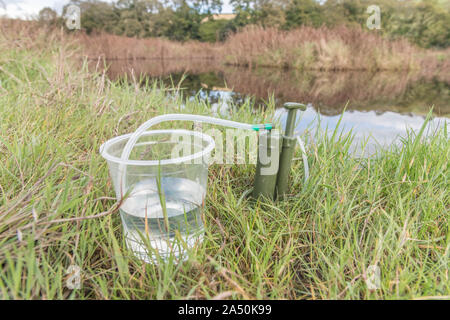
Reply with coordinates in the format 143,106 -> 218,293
100,129 -> 215,263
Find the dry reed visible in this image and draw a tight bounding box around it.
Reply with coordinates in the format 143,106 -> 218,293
2,18 -> 449,74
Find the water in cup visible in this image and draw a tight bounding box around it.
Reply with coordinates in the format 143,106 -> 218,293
119,177 -> 205,263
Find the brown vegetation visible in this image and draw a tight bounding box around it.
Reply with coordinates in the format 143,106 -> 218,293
221,25 -> 450,73
80,25 -> 449,74
2,18 -> 448,74
78,32 -> 218,60
0,18 -> 62,48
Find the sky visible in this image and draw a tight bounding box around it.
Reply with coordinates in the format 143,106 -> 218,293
0,0 -> 234,19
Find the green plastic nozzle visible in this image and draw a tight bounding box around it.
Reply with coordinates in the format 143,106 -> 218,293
252,123 -> 274,131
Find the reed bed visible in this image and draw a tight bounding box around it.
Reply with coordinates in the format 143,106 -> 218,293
80,25 -> 450,74
78,32 -> 219,60
221,25 -> 449,72
2,18 -> 448,74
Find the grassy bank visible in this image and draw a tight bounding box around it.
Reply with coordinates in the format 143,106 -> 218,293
0,27 -> 449,300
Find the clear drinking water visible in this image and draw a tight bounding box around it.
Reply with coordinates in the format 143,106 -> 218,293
119,177 -> 205,263
101,129 -> 214,263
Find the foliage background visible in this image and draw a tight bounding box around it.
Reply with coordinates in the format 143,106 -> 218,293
37,0 -> 450,48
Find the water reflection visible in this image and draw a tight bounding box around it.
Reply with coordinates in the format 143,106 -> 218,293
275,107 -> 448,156
102,59 -> 449,154
104,59 -> 449,116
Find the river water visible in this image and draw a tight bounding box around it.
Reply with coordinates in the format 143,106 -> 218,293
104,59 -> 449,155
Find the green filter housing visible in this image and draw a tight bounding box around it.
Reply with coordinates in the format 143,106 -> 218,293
252,130 -> 281,200
276,102 -> 306,199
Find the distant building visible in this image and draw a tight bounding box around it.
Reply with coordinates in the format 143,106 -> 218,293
201,14 -> 236,23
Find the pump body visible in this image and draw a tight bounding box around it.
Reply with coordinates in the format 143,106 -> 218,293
252,130 -> 281,199
252,102 -> 307,200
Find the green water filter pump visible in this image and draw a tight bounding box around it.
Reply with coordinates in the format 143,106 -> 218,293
252,129 -> 282,199
252,102 -> 307,200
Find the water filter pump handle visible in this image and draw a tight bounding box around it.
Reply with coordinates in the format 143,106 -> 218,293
283,102 -> 307,111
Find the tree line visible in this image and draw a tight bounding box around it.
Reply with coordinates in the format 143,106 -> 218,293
38,0 -> 450,48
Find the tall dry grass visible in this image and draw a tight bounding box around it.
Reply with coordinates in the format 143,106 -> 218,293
0,18 -> 66,49
2,18 -> 449,74
0,18 -> 217,60
222,25 -> 423,71
80,25 -> 449,74
78,32 -> 218,60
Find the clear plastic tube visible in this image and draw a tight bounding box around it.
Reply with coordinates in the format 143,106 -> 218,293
117,113 -> 308,194
120,114 -> 262,162
118,114 -> 272,194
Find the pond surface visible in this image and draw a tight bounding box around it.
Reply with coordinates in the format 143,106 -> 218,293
104,59 -> 449,155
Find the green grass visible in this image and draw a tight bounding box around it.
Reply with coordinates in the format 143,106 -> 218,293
0,32 -> 449,300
